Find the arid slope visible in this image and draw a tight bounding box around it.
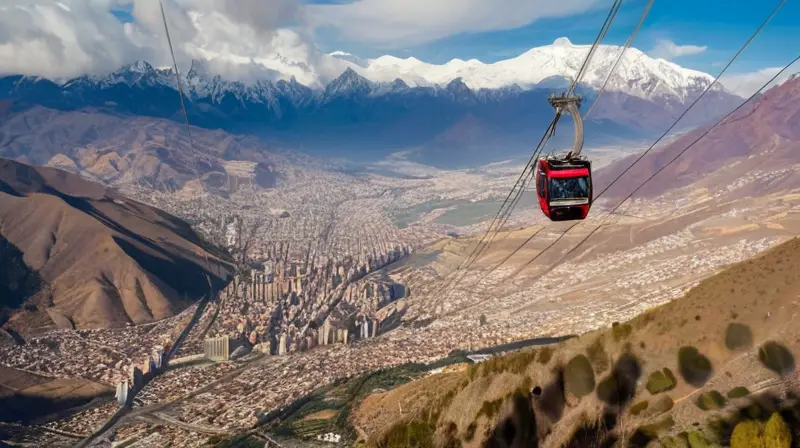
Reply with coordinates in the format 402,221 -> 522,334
352,236 -> 800,447
0,157 -> 234,330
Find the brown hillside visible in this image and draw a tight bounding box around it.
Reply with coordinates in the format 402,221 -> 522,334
354,236 -> 800,447
0,157 -> 234,331
0,107 -> 281,193
596,74 -> 800,199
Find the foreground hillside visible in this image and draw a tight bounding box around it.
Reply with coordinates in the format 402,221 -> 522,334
0,157 -> 234,330
346,236 -> 800,447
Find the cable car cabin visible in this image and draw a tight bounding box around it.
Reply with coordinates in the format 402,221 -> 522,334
535,157 -> 593,221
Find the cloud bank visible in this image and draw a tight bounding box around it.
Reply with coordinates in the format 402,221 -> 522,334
723,63 -> 799,97
306,0 -> 602,48
648,39 -> 707,61
0,0 -> 605,80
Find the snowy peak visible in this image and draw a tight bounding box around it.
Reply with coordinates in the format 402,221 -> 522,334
357,37 -> 724,101
10,36 -> 734,112
324,67 -> 373,98
552,37 -> 574,47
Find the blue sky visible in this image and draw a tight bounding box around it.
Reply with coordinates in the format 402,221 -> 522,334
307,0 -> 800,75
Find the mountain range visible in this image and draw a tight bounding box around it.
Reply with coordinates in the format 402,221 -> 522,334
0,39 -> 745,167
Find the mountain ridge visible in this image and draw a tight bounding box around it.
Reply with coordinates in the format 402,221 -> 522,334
0,60 -> 743,167
0,157 -> 235,330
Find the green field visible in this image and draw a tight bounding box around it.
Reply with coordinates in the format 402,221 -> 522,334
389,199 -> 462,228
432,199 -> 499,226
212,352 -> 473,447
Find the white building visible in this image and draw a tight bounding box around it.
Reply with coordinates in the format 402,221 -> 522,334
316,433 -> 342,444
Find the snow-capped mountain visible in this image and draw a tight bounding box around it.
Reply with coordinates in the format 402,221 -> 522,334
353,37 -> 723,102
0,38 -> 744,168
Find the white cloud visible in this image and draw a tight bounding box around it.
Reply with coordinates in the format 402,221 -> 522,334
306,0 -> 602,48
722,65 -> 799,98
0,0 -> 330,82
648,39 -> 707,61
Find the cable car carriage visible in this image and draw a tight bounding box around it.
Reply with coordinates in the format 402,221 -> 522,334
535,156 -> 592,221
534,93 -> 593,221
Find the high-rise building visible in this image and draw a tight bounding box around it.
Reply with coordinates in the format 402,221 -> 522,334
278,333 -> 289,355
115,380 -> 129,406
204,335 -> 231,361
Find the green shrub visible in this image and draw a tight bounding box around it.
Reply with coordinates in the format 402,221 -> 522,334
727,386 -> 750,399
728,413 -> 791,448
660,435 -> 689,448
725,323 -> 753,351
378,420 -> 435,448
612,322 -> 633,341
520,375 -> 533,394
586,336 -> 609,374
441,422 -> 462,448
636,416 -> 674,438
730,420 -> 765,448
649,395 -> 674,416
687,431 -> 721,448
477,399 -> 504,420
678,346 -> 713,387
564,355 -> 596,399
467,364 -> 479,381
696,390 -> 726,411
537,346 -> 554,365
763,412 -> 791,447
758,342 -> 795,376
646,368 -> 678,394
629,400 -> 649,416
464,422 -> 477,442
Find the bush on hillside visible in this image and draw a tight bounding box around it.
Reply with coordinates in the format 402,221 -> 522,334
564,355 -> 596,399
686,431 -> 720,448
758,342 -> 795,376
440,422 -> 462,448
377,420 -> 435,448
586,336 -> 610,374
697,391 -> 726,411
464,422 -> 477,442
678,346 -> 713,387
630,400 -> 649,416
646,368 -> 678,394
647,395 -> 674,417
727,386 -> 751,399
763,412 -> 791,447
725,323 -> 754,351
612,322 -> 633,341
728,413 -> 792,448
635,416 -> 675,438
477,399 -> 504,420
537,346 -> 554,365
659,434 -> 689,448
730,420 -> 764,448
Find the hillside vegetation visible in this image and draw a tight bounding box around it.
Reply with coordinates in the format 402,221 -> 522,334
349,237 -> 800,447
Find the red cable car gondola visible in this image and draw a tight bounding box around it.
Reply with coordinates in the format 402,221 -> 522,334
535,93 -> 593,221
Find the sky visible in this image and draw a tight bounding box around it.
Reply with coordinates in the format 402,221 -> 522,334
0,0 -> 798,95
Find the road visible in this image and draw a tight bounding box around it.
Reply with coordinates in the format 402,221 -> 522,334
74,296 -> 213,448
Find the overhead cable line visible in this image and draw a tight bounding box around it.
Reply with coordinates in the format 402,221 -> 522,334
531,52 -> 800,278
160,0 -> 215,294
497,0 -> 788,283
418,0 -> 625,303
456,0 -> 625,269
478,0 -> 655,279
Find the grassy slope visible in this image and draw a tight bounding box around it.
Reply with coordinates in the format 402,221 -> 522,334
351,236 -> 800,447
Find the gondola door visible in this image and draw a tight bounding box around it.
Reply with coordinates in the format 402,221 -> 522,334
535,160 -> 550,218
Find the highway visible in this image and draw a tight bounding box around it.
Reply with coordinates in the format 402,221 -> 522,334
74,295 -> 213,448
